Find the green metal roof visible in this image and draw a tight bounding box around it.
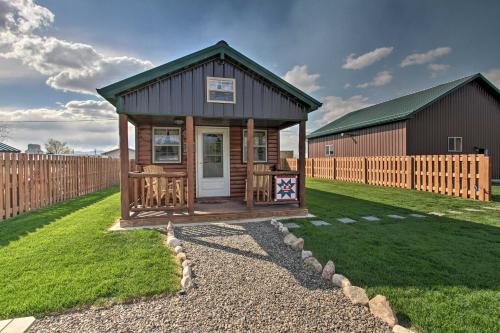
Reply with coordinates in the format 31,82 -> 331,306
308,73 -> 500,139
0,142 -> 20,153
97,41 -> 322,112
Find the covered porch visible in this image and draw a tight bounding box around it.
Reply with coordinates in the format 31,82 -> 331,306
118,114 -> 308,225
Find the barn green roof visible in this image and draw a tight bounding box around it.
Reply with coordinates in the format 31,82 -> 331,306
308,73 -> 500,139
97,40 -> 322,112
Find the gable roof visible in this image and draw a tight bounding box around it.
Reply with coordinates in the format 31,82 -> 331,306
308,73 -> 500,139
0,142 -> 20,153
97,41 -> 322,112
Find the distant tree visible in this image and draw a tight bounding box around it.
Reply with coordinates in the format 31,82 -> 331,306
45,138 -> 72,154
0,124 -> 9,142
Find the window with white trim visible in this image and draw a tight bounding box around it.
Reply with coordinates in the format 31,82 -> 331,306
448,137 -> 462,152
243,129 -> 267,163
207,77 -> 236,103
152,127 -> 182,163
325,144 -> 334,156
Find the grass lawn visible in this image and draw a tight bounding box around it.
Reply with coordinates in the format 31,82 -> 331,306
0,186 -> 180,319
290,179 -> 500,333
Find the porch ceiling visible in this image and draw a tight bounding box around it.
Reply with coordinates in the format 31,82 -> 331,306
127,114 -> 300,130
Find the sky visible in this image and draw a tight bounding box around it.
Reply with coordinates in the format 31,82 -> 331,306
1,0 -> 500,154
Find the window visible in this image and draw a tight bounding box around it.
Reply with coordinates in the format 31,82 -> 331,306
152,127 -> 181,163
325,144 -> 334,156
207,77 -> 236,103
448,137 -> 463,152
243,129 -> 267,163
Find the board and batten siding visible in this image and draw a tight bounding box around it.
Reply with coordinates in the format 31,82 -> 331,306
135,124 -> 279,197
406,81 -> 500,179
308,121 -> 407,158
121,58 -> 308,121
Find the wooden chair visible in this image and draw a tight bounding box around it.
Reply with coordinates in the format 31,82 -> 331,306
142,165 -> 186,207
245,164 -> 272,202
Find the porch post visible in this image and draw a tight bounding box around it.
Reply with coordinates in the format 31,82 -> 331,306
298,120 -> 306,208
119,113 -> 130,220
186,116 -> 195,215
246,118 -> 254,209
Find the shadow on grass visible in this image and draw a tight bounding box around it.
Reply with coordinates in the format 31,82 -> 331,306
0,186 -> 119,248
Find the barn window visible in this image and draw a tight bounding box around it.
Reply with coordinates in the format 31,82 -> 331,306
448,137 -> 462,152
243,129 -> 267,163
325,144 -> 334,156
152,127 -> 182,163
207,77 -> 236,103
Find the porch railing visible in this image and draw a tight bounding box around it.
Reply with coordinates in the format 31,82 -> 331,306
253,170 -> 300,204
128,171 -> 188,212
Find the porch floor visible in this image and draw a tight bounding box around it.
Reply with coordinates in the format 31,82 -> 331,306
123,199 -> 307,227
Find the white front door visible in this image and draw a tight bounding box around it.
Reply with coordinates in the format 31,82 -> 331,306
196,127 -> 230,197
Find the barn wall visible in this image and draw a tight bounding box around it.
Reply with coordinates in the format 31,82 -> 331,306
307,121 -> 407,158
135,124 -> 279,197
121,57 -> 308,121
407,81 -> 500,179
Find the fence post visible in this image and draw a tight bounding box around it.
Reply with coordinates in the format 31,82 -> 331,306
362,157 -> 367,184
479,155 -> 491,201
311,158 -> 315,178
407,156 -> 414,189
332,158 -> 337,180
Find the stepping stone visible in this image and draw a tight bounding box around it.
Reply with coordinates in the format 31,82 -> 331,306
337,217 -> 356,224
387,214 -> 406,220
0,320 -> 12,331
463,208 -> 482,212
447,210 -> 462,214
310,220 -> 330,226
284,222 -> 301,229
1,317 -> 36,333
409,213 -> 426,218
428,212 -> 445,216
362,216 -> 380,222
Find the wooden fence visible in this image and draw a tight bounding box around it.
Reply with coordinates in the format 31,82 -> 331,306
280,155 -> 491,201
0,153 -> 120,221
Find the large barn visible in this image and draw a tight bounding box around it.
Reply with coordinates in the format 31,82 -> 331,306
307,74 -> 500,179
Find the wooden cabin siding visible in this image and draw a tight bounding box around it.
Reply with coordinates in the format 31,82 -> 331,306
121,58 -> 308,121
135,124 -> 280,197
229,127 -> 279,197
308,121 -> 407,157
406,81 -> 500,178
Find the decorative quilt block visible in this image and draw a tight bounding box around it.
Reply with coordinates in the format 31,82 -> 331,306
274,176 -> 298,201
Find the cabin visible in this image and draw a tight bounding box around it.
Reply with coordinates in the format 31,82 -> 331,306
308,74 -> 500,179
98,41 -> 322,226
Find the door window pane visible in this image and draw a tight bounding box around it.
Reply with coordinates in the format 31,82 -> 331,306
203,133 -> 223,178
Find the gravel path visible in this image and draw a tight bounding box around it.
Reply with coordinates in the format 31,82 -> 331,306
30,222 -> 390,332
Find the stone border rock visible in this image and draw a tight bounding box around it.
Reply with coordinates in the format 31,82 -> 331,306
270,218 -> 404,332
163,222 -> 193,292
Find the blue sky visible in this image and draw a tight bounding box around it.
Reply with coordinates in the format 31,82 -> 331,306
1,0 -> 499,152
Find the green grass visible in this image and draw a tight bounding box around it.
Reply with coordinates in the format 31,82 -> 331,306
0,187 -> 180,319
290,179 -> 500,333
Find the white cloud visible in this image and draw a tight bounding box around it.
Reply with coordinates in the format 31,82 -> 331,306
314,95 -> 371,127
0,99 -> 127,152
283,65 -> 320,93
400,47 -> 452,67
356,70 -> 393,88
342,47 -> 394,70
485,68 -> 500,88
0,0 -> 153,95
428,63 -> 450,77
